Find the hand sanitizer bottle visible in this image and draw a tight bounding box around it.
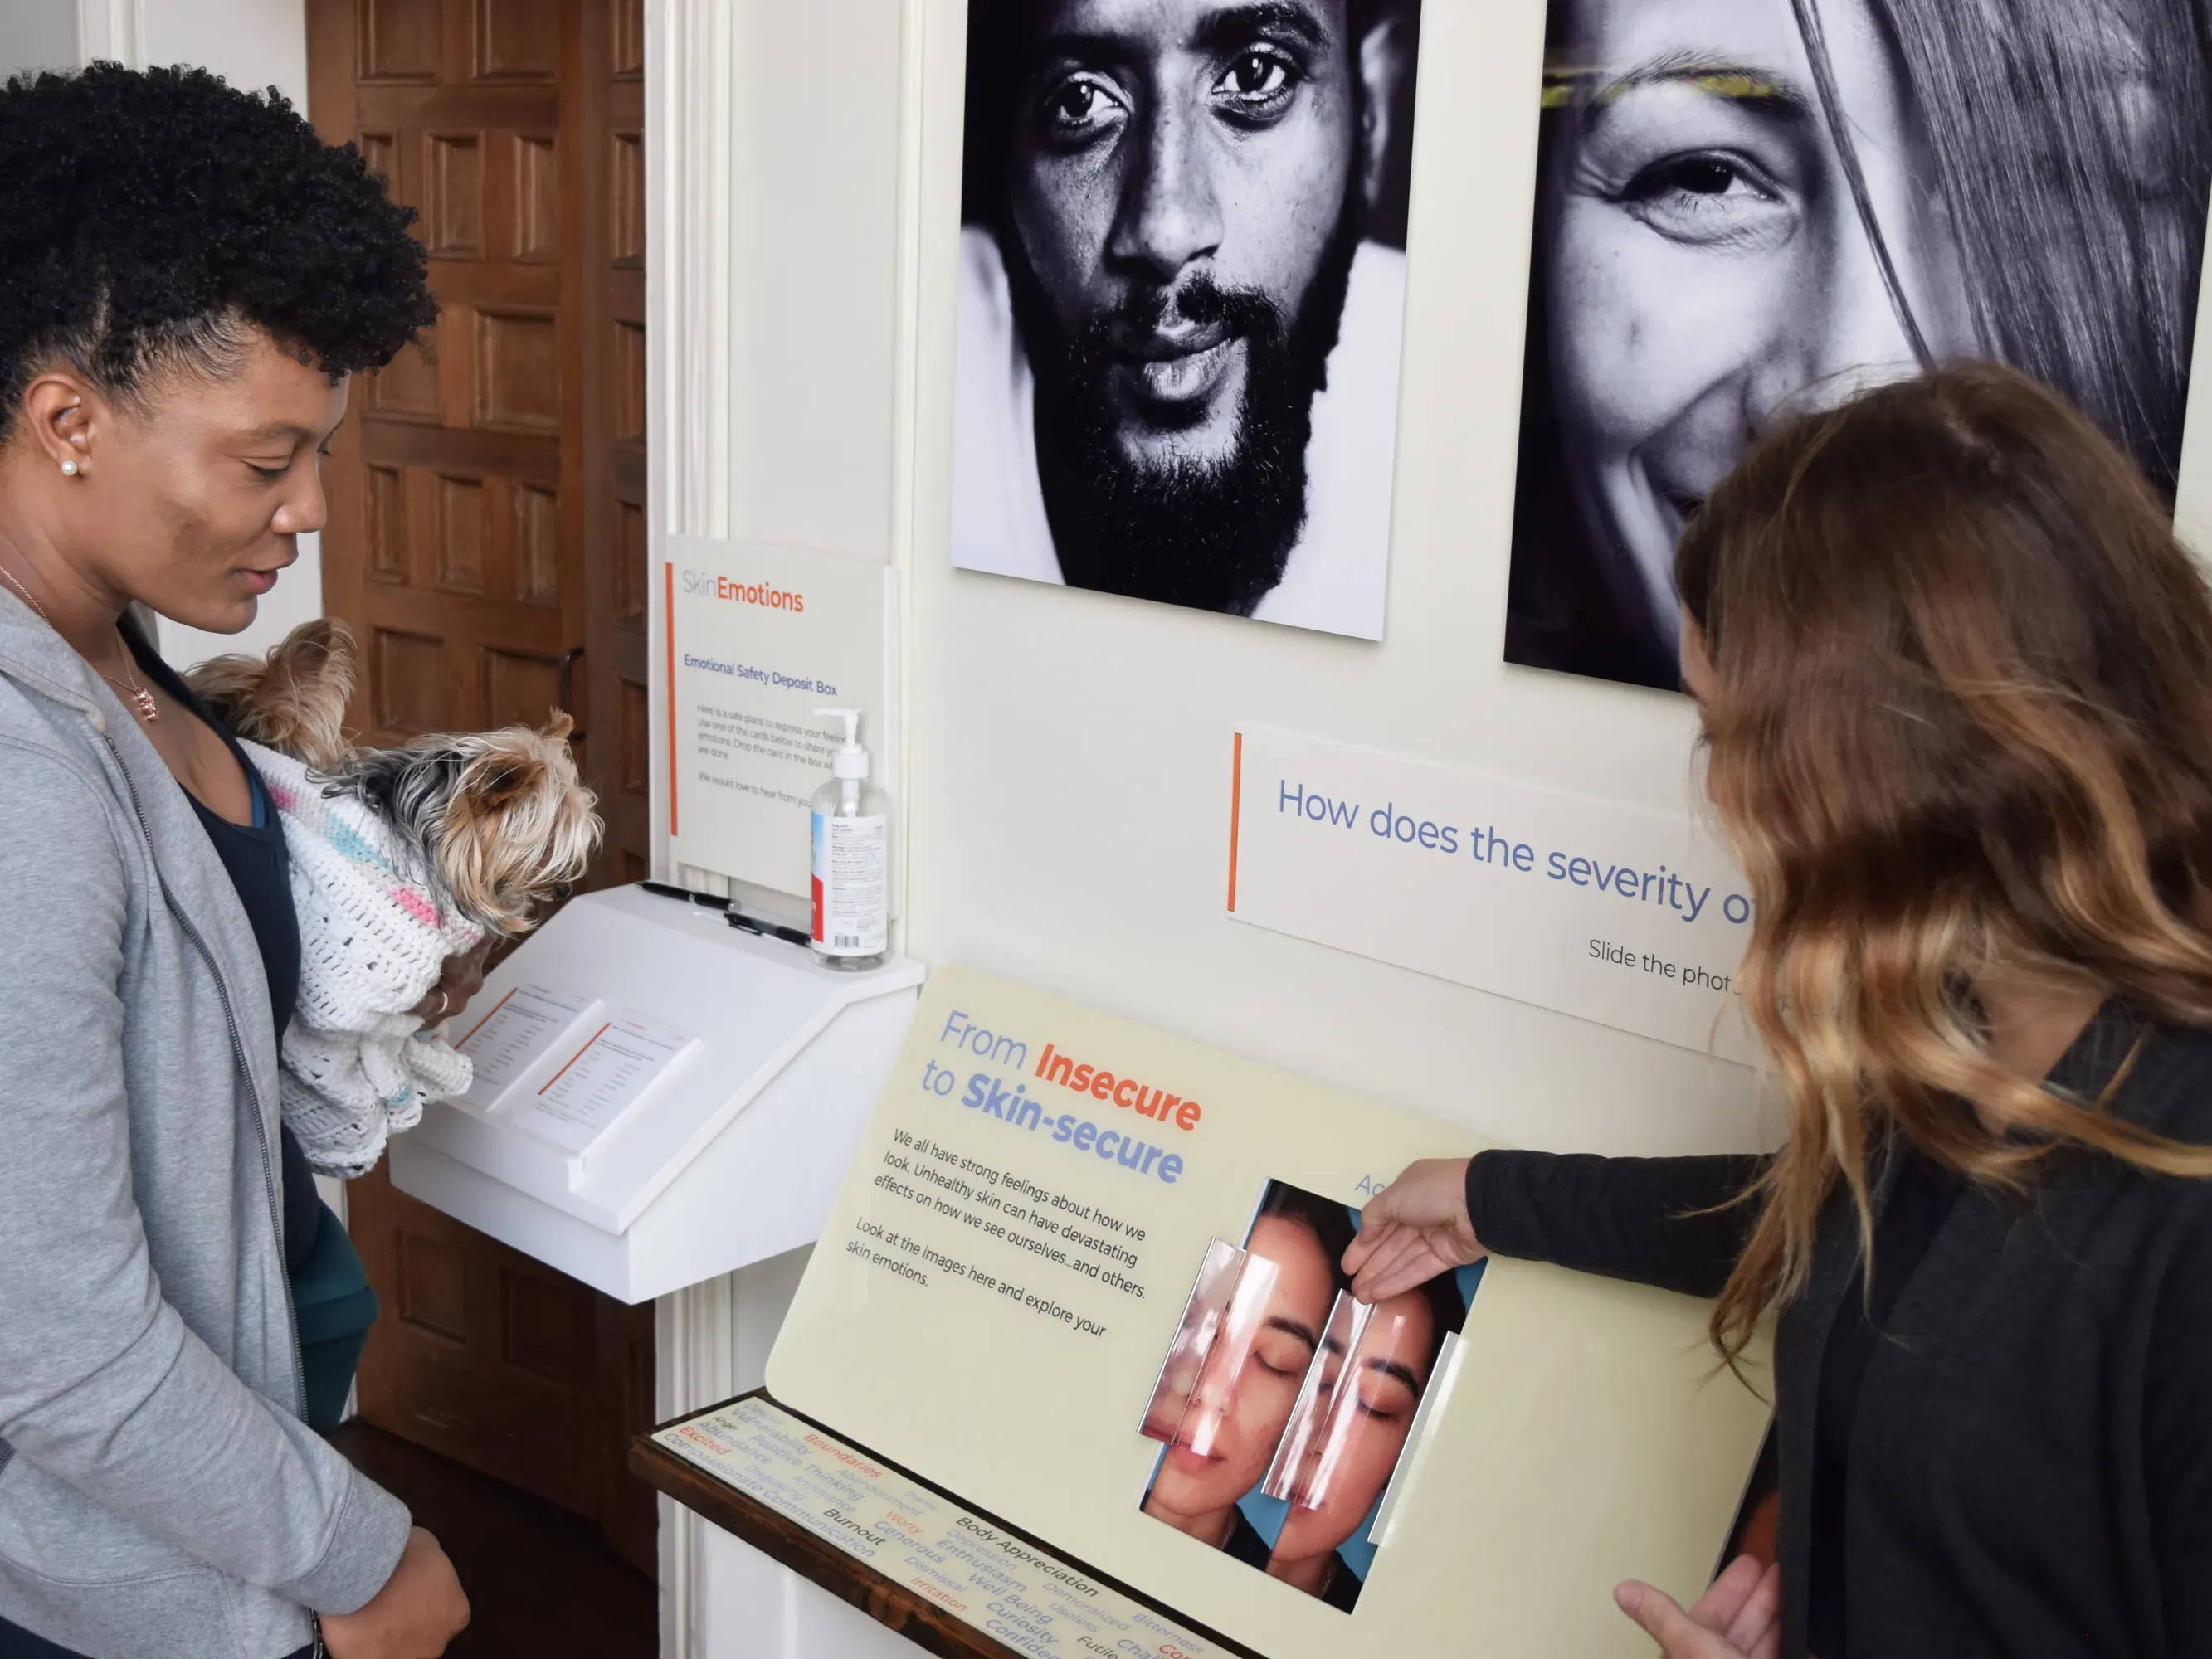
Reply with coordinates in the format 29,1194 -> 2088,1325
809,708 -> 889,971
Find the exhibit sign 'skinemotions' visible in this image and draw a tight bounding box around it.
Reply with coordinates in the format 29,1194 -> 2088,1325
1505,0 -> 2212,691
951,0 -> 1425,640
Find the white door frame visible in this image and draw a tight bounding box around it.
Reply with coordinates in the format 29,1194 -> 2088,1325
75,0 -> 144,64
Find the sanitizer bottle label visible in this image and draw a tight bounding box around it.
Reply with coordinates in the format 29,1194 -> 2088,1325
811,812 -> 888,955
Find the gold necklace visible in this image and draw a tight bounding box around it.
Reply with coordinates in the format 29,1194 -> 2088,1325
0,564 -> 160,724
97,652 -> 161,725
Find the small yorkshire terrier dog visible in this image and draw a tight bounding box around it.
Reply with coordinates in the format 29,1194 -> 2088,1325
190,619 -> 602,1175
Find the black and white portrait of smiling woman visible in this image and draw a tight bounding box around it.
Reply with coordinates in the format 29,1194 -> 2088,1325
1505,0 -> 2212,692
952,0 -> 1422,640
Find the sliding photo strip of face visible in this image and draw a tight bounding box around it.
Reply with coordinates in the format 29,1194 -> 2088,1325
1139,1190 -> 1344,1550
1174,1251 -> 1284,1462
1259,1292 -> 1371,1500
1261,1228 -> 1474,1608
1141,1239 -> 1248,1443
1262,1287 -> 1439,1520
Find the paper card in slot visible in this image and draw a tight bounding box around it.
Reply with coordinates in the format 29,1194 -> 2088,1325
1140,1239 -> 1246,1443
452,982 -> 601,1112
499,1009 -> 701,1155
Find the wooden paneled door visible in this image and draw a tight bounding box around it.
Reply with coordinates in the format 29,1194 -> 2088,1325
305,0 -> 657,1576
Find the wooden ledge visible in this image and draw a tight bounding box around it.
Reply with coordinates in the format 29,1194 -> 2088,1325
631,1389 -> 1259,1659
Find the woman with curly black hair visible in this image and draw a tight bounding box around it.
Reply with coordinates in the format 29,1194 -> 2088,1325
0,65 -> 470,1659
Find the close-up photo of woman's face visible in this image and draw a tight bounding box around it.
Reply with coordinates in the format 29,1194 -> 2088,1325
1545,0 -> 1973,660
1508,0 -> 2211,691
1138,1183 -> 1476,1611
1144,1212 -> 1336,1520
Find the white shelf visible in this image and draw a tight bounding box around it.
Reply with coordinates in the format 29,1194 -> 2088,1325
387,884 -> 923,1302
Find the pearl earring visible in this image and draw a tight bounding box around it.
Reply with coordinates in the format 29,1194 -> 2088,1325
59,460 -> 78,477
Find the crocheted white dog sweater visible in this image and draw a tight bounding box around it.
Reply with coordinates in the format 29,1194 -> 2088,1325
245,739 -> 485,1178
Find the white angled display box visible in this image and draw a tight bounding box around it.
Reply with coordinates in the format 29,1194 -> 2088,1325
387,883 -> 925,1302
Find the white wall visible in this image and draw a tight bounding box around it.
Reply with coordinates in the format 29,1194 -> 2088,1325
665,0 -> 2212,1644
0,0 -> 76,74
138,0 -> 306,101
647,2 -> 1776,1655
898,0 -> 1766,1163
654,0 -> 1764,1183
648,2 -> 919,1647
80,0 -> 325,674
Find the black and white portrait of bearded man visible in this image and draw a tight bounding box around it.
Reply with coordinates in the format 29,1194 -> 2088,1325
952,0 -> 1420,640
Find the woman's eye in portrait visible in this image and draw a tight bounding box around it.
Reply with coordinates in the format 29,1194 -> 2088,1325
1251,1327 -> 1313,1379
1614,149 -> 1795,250
1213,48 -> 1303,121
1036,71 -> 1127,146
1305,1345 -> 1345,1397
1352,1364 -> 1417,1422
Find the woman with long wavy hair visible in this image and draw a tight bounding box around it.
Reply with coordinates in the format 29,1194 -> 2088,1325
1352,361 -> 2212,1659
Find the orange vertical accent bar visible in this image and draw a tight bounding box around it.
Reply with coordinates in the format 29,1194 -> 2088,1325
1227,732 -> 1245,912
665,561 -> 680,836
454,985 -> 517,1048
538,1024 -> 612,1095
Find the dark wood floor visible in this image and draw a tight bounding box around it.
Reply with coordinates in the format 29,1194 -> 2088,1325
332,1420 -> 658,1657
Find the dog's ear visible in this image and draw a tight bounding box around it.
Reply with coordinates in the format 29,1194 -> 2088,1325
474,751 -> 548,812
183,652 -> 267,723
220,620 -> 360,771
542,709 -> 575,742
288,617 -> 358,682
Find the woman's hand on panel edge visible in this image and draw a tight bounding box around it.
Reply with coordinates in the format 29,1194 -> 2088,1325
1615,1555 -> 1782,1659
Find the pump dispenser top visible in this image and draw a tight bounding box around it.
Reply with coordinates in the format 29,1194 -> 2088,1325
817,708 -> 870,781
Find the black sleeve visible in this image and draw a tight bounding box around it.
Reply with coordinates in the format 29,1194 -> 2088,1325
1464,1150 -> 1768,1299
2149,1214 -> 2212,1650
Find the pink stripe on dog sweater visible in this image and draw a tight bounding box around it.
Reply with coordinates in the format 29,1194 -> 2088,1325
389,885 -> 442,927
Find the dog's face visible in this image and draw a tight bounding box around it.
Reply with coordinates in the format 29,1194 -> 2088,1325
441,713 -> 603,933
337,713 -> 602,935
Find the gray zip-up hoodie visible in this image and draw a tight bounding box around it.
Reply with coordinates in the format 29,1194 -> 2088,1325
0,590 -> 410,1657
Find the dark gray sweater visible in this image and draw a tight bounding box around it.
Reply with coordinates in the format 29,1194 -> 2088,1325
1467,1003 -> 2212,1659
